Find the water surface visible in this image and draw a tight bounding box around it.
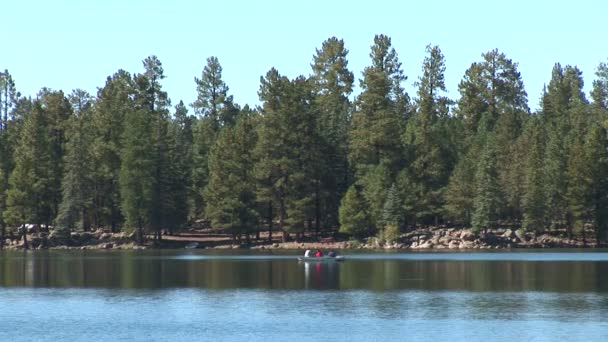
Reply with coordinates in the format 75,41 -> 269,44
1,250 -> 607,341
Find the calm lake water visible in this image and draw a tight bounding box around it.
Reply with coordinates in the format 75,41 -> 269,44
1,250 -> 608,341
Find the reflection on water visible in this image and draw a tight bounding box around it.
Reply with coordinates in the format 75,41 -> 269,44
2,250 -> 608,341
1,250 -> 608,292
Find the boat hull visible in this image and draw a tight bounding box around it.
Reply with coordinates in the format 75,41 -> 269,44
297,256 -> 345,262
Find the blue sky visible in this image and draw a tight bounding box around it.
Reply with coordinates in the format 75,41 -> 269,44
3,0 -> 607,111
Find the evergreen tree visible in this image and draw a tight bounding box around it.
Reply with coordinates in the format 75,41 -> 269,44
163,100 -> 193,232
191,56 -> 238,220
90,70 -> 133,231
120,56 -> 172,243
0,167 -> 6,249
381,183 -> 403,228
521,119 -> 545,232
4,101 -> 54,231
349,34 -> 407,174
443,156 -> 476,224
542,64 -> 587,229
255,70 -> 321,241
339,185 -> 372,239
585,124 -> 608,243
566,139 -> 589,238
591,60 -> 608,111
310,36 -> 354,231
0,70 -> 20,131
119,107 -> 155,244
349,35 -> 408,227
471,139 -> 503,233
403,45 -> 452,225
205,112 -> 258,241
37,89 -> 73,223
56,90 -> 95,231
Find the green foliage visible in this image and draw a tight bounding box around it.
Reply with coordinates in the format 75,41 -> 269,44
205,112 -> 258,236
404,45 -> 453,224
521,120 -> 545,232
254,70 -> 321,236
378,224 -> 400,245
2,38 -> 608,245
90,70 -> 133,231
311,37 -> 354,229
339,185 -> 372,238
349,34 -> 407,175
381,183 -> 403,229
4,100 -> 57,227
56,90 -> 95,231
472,139 -> 503,232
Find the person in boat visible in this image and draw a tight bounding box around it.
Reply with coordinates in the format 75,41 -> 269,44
304,249 -> 311,257
327,250 -> 337,258
314,249 -> 323,257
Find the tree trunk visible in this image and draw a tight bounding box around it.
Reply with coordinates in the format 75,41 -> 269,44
315,181 -> 321,237
268,202 -> 273,242
111,205 -> 118,233
82,209 -> 90,232
22,230 -> 28,250
255,230 -> 260,241
0,222 -> 5,250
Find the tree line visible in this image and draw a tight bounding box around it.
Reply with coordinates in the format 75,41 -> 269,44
1,35 -> 607,247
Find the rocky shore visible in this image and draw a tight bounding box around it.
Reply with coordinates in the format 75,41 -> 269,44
1,226 -> 600,251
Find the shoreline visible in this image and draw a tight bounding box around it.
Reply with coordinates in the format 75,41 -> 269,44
1,227 -> 603,251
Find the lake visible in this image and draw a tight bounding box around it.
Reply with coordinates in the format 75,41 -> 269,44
1,250 -> 608,341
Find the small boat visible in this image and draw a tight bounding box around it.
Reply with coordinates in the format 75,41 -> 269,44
297,256 -> 345,262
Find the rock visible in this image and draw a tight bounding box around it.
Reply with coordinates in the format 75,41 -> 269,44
515,229 -> 527,242
503,229 -> 515,239
448,241 -> 460,249
419,241 -> 434,249
460,230 -> 476,241
410,241 -> 418,248
70,232 -> 81,240
459,241 -> 475,249
26,224 -> 38,234
4,239 -> 11,246
101,243 -> 113,249
272,243 -> 279,248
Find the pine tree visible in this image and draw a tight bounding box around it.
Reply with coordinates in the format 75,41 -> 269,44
471,139 -> 503,233
0,167 -> 6,249
349,34 -> 407,175
56,90 -> 95,232
254,70 -> 321,241
591,60 -> 608,111
585,124 -> 608,243
349,35 -> 408,227
119,107 -> 155,244
191,56 -> 238,220
443,157 -> 476,224
4,101 -> 54,232
521,119 -> 545,232
566,139 -> 589,238
339,185 -> 372,239
0,70 -> 20,131
310,36 -> 354,231
542,64 -> 587,229
37,89 -> 73,224
163,101 -> 193,232
403,45 -> 452,225
120,56 -> 171,243
91,70 -> 133,231
205,112 -> 258,241
381,183 -> 403,228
